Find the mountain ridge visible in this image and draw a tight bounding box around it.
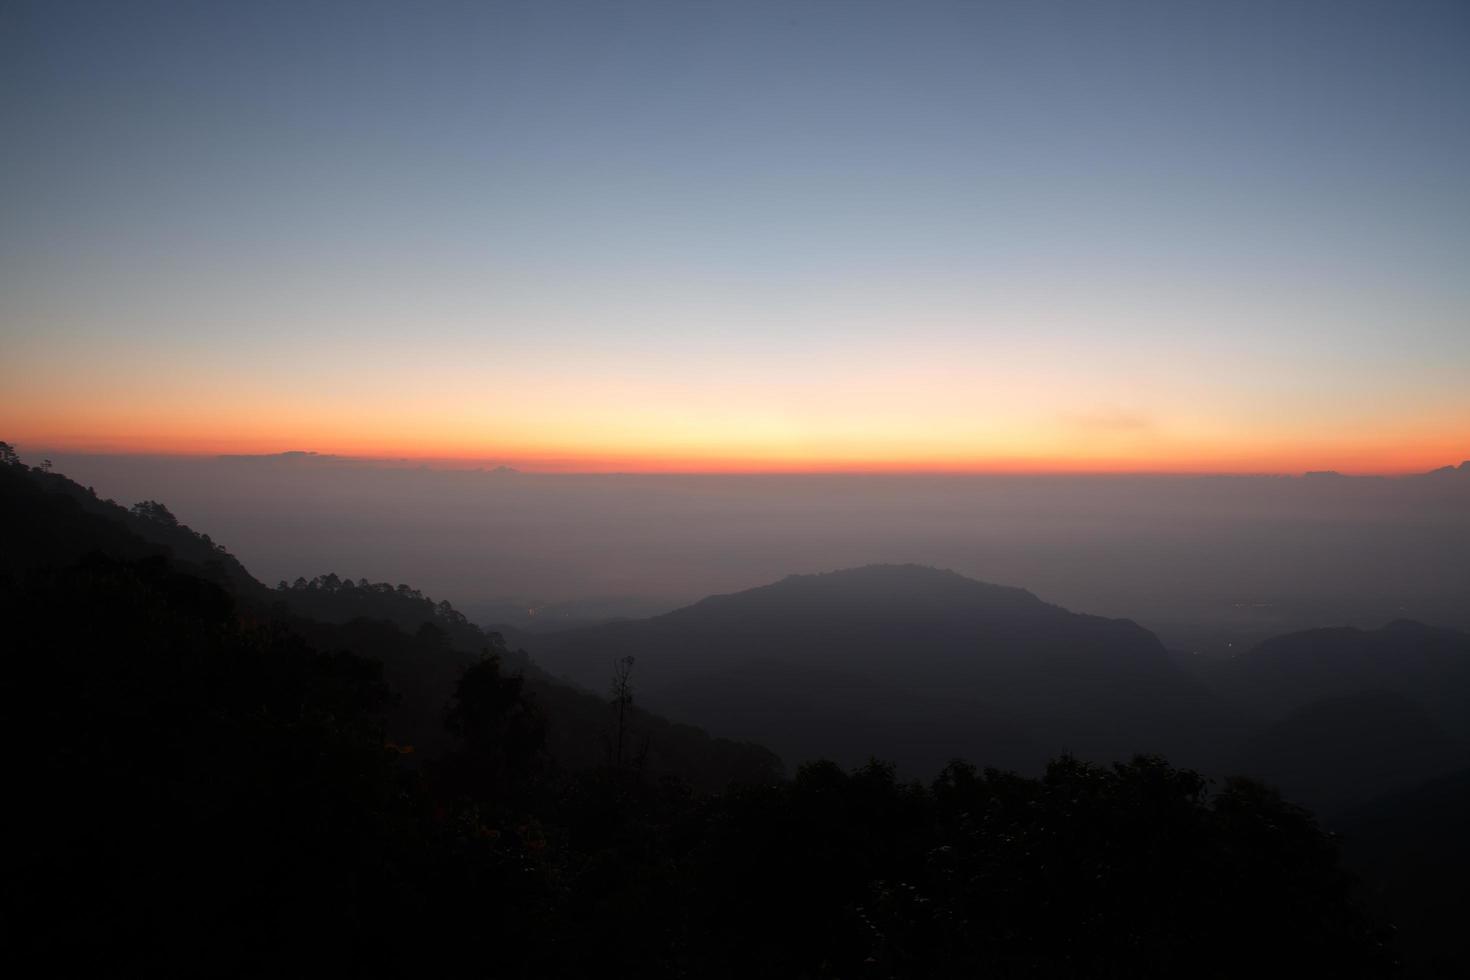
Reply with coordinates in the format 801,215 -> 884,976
516,562 -> 1230,776
1220,619 -> 1470,740
0,456 -> 779,788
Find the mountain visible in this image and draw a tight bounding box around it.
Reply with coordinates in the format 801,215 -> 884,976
1421,460 -> 1470,478
1218,620 -> 1470,740
1338,768 -> 1470,978
1234,689 -> 1468,816
516,564 -> 1235,775
651,657 -> 1045,777
0,457 -> 778,789
0,460 -> 265,599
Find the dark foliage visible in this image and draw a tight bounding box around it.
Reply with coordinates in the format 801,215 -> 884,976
1339,769 -> 1470,978
0,452 -> 263,597
3,553 -> 400,971
276,571 -> 490,654
276,583 -> 782,789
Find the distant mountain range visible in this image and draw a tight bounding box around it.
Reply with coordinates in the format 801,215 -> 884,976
511,564 -> 1239,775
1236,690 -> 1466,815
512,565 -> 1470,812
1217,620 -> 1470,742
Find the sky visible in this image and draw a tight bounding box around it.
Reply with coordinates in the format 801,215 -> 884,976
3,0 -> 1468,473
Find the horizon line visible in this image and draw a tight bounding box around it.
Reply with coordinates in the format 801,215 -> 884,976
12,443 -> 1466,480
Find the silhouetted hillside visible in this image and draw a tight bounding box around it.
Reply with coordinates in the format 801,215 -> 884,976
0,458 -> 265,598
1220,620 -> 1470,739
0,449 -> 1406,974
0,453 -> 776,790
1236,690 -> 1468,816
1186,615 -> 1470,975
4,548 -> 399,969
654,657 -> 1045,776
1339,768 -> 1470,978
0,458 -> 253,592
522,564 -> 1235,775
276,573 -> 495,653
273,575 -> 779,786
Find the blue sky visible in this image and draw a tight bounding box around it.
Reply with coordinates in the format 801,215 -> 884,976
3,1 -> 1467,470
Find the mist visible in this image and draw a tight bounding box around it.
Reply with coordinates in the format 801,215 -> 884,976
36,450 -> 1469,652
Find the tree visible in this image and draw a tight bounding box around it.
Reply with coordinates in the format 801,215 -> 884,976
609,655 -> 637,768
130,500 -> 179,527
0,441 -> 19,466
444,654 -> 546,806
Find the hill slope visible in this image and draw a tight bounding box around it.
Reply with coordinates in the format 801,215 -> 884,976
1218,620 -> 1470,739
1235,690 -> 1468,816
1338,768 -> 1470,978
0,456 -> 778,789
519,564 -> 1234,775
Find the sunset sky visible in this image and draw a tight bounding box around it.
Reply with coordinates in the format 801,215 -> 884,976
3,1 -> 1467,473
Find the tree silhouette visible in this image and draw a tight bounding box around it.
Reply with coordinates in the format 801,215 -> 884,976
443,652 -> 546,807
609,655 -> 636,768
129,499 -> 178,527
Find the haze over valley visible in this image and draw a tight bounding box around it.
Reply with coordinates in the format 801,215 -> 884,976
36,450 -> 1470,654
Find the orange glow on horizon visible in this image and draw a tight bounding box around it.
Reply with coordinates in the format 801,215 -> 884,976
7,311 -> 1467,479
11,428 -> 1466,477
6,360 -> 1465,477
